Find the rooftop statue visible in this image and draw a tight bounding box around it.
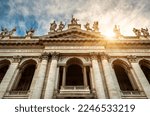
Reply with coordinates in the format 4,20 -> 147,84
141,28 -> 149,38
113,25 -> 121,38
0,27 -> 16,38
57,21 -> 65,31
84,22 -> 92,31
93,21 -> 99,32
71,15 -> 79,25
8,27 -> 16,36
0,27 -> 8,37
133,28 -> 141,37
50,21 -> 57,32
26,28 -> 35,37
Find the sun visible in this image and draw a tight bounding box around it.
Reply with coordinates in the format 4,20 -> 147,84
103,30 -> 115,39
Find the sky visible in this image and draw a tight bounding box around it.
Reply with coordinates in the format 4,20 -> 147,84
0,0 -> 150,36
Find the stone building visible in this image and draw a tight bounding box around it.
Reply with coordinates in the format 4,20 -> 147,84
0,17 -> 150,99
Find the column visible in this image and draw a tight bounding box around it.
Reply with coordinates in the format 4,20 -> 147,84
129,66 -> 143,91
44,52 -> 59,99
100,53 -> 121,99
90,52 -> 105,99
30,52 -> 49,99
54,67 -> 60,93
61,66 -> 66,87
90,67 -> 95,91
0,56 -> 21,98
83,66 -> 88,87
128,55 -> 150,98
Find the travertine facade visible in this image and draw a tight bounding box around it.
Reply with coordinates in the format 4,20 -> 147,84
0,18 -> 150,99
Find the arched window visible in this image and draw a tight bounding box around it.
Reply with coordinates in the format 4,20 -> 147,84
139,60 -> 150,83
66,64 -> 83,85
66,58 -> 84,86
0,60 -> 10,83
113,60 -> 134,91
12,60 -> 36,91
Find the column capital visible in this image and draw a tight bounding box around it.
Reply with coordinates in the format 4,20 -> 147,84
127,55 -> 138,63
99,52 -> 109,61
12,55 -> 22,63
41,52 -> 49,60
51,52 -> 59,60
90,52 -> 99,60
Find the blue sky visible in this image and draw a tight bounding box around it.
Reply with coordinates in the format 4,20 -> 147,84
0,0 -> 150,36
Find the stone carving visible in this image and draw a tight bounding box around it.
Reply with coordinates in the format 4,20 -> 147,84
100,52 -> 109,60
113,25 -> 121,38
0,27 -> 16,38
84,22 -> 92,31
71,15 -> 79,25
12,55 -> 22,63
90,52 -> 99,60
51,52 -> 59,59
41,52 -> 49,60
26,28 -> 35,37
133,28 -> 141,37
141,28 -> 149,38
57,21 -> 65,31
127,55 -> 138,63
50,21 -> 57,32
92,21 -> 99,32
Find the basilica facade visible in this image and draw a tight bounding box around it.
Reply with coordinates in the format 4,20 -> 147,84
0,17 -> 150,99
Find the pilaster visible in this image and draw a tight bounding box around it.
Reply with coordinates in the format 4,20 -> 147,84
90,52 -> 106,99
44,52 -> 59,99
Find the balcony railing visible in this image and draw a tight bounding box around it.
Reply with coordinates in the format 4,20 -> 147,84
9,90 -> 29,95
121,91 -> 145,96
61,86 -> 89,90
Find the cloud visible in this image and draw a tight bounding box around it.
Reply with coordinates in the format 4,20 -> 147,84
0,0 -> 150,36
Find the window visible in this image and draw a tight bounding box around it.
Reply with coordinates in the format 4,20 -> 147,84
113,60 -> 134,91
12,60 -> 36,91
139,60 -> 150,83
66,64 -> 83,86
0,60 -> 10,83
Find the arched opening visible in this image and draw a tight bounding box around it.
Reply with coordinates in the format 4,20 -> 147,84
66,64 -> 83,85
113,60 -> 134,91
139,60 -> 150,83
0,60 -> 10,83
66,58 -> 84,86
12,60 -> 36,91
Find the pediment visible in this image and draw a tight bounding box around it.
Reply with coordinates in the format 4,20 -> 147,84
47,28 -> 101,38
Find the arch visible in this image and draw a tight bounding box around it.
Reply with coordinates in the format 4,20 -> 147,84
139,59 -> 150,83
112,59 -> 134,91
12,59 -> 37,91
0,60 -> 10,83
66,57 -> 83,67
66,58 -> 84,86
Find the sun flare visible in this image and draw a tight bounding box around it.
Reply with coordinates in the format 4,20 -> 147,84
103,30 -> 115,40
